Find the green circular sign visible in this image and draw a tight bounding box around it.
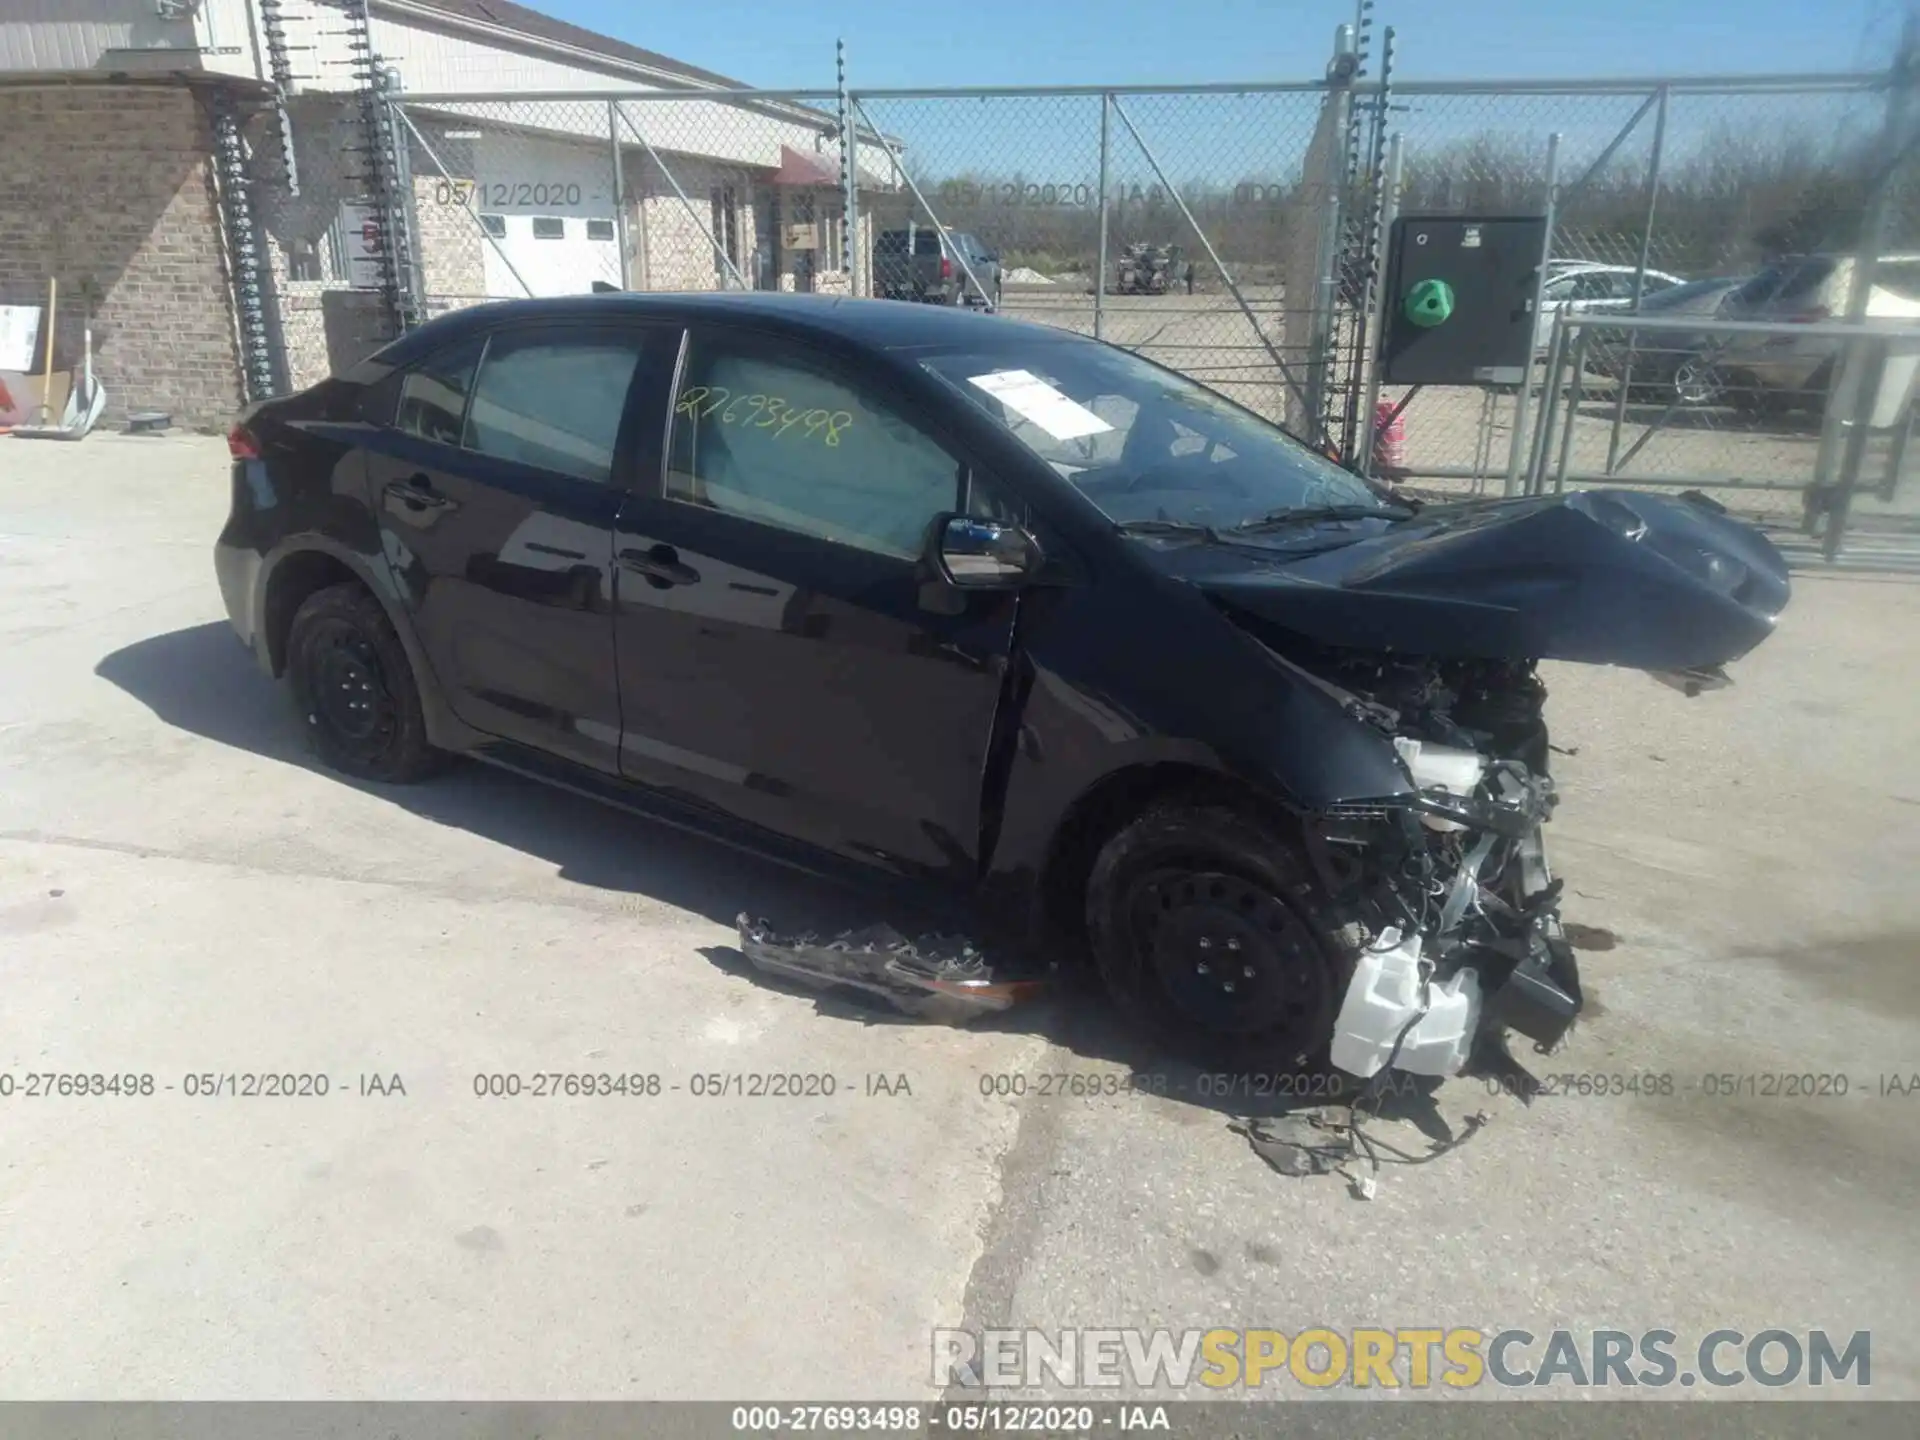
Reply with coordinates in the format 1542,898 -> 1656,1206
1404,278 -> 1455,328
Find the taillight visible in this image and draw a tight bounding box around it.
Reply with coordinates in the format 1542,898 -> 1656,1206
227,422 -> 260,459
941,256 -> 953,280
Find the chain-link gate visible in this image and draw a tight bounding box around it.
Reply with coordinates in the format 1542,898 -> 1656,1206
847,82 -> 1336,436
228,26 -> 1920,561
384,88 -> 873,315
1361,71 -> 1907,515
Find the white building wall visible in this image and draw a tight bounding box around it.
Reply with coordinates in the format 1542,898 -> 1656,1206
367,4 -> 677,93
0,0 -> 263,79
328,8 -> 896,187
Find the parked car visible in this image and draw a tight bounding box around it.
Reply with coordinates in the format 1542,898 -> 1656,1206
874,227 -> 1002,309
215,293 -> 1789,1073
1535,262 -> 1686,348
1713,251 -> 1920,412
1582,275 -> 1750,405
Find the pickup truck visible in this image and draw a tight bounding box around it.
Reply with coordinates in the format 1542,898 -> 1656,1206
875,227 -> 1002,309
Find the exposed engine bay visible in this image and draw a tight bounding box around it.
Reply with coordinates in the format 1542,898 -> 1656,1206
1286,640 -> 1585,1082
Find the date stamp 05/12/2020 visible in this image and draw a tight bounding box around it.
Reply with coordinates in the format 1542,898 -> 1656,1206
2,1069 -> 1916,1103
0,1071 -> 918,1101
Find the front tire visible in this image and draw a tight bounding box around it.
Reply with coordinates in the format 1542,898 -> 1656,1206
287,582 -> 443,784
1085,804 -> 1350,1069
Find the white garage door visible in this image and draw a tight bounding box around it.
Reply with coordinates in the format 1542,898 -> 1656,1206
474,135 -> 620,298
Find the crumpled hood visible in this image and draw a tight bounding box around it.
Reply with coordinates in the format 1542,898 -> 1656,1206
1159,489 -> 1791,671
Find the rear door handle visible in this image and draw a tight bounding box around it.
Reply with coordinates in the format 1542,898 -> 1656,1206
619,544 -> 701,589
383,474 -> 455,512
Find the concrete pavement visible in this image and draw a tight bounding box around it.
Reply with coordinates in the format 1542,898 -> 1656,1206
2,433 -> 1916,1406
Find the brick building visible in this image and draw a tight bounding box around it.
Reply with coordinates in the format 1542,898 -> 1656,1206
0,0 -> 893,429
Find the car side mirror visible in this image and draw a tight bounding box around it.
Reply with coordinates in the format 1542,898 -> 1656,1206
929,513 -> 1042,589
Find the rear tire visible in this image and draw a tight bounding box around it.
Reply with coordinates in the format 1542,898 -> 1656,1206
1085,804 -> 1350,1069
1796,357 -> 1835,414
1671,358 -> 1724,407
287,582 -> 443,784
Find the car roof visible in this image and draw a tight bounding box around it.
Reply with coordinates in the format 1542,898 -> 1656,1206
1551,262 -> 1679,276
368,291 -> 1075,371
1780,251 -> 1920,266
1640,275 -> 1743,306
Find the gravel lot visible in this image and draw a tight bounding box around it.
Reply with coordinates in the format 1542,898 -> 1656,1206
2,434 -> 1917,1411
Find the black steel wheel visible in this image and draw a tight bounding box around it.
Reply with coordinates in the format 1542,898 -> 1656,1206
287,582 -> 443,784
1086,804 -> 1349,1068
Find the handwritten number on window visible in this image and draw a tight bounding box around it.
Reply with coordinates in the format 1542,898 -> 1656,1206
675,386 -> 853,447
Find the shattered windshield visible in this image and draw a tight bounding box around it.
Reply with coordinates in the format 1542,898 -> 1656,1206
920,341 -> 1388,531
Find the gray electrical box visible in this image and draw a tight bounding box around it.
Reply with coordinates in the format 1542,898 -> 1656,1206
1379,214 -> 1548,387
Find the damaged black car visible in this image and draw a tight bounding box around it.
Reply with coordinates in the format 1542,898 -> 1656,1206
215,292 -> 1790,1076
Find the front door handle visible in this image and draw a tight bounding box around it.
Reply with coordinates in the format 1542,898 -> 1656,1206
619,544 -> 701,589
383,474 -> 455,512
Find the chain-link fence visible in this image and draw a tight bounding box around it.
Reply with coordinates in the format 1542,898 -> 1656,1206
847,85 -> 1333,430
1368,74 -> 1910,493
241,86 -> 873,391
231,37 -> 1920,556
1517,311 -> 1920,569
389,91 -> 872,314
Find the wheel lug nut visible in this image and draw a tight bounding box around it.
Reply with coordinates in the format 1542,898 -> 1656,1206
1243,966 -> 1255,979
1198,937 -> 1211,950
1222,981 -> 1236,993
1196,962 -> 1210,975
1226,937 -> 1240,951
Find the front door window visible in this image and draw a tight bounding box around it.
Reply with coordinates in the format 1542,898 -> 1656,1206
667,330 -> 965,560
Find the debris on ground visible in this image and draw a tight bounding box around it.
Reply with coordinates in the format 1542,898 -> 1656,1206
1231,1089 -> 1491,1201
736,913 -> 1045,1025
1230,1111 -> 1349,1177
1001,266 -> 1055,286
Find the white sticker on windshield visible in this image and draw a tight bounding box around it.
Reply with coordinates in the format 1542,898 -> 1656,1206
967,369 -> 1114,441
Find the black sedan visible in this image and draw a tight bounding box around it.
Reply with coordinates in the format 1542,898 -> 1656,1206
216,293 -> 1789,1074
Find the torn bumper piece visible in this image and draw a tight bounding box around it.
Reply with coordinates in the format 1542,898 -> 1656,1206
736,913 -> 1045,1025
1481,917 -> 1584,1051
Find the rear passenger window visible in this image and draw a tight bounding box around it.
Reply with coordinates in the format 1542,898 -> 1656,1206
394,337 -> 484,446
462,330 -> 644,483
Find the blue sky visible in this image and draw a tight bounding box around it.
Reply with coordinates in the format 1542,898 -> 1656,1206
541,0 -> 1896,88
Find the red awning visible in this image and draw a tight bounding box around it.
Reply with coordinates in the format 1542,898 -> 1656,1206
773,144 -> 841,187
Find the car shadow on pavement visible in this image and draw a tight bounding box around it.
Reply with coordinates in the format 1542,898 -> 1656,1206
97,621 -> 1463,1130
94,621 -> 854,934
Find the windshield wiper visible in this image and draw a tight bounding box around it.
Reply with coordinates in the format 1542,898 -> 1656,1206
1230,503 -> 1412,533
1114,517 -> 1223,541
